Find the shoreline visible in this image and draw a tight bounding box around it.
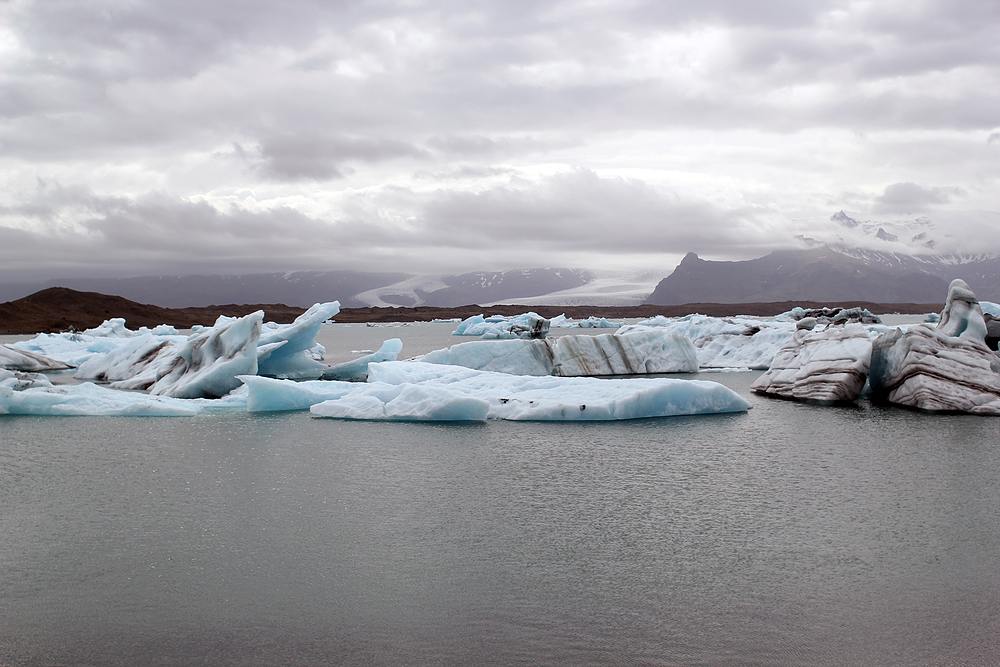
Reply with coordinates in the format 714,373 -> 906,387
0,287 -> 943,335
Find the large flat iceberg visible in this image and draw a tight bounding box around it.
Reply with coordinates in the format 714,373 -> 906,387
618,315 -> 797,369
0,382 -> 246,416
308,361 -> 751,421
419,329 -> 698,376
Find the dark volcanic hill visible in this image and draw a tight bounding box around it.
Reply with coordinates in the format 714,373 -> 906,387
0,287 -> 308,334
646,248 -> 950,306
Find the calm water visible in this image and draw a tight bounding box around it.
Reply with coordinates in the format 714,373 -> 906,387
3,322 -> 1000,666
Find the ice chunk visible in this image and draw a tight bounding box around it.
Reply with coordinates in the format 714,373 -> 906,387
421,338 -> 556,375
82,318 -> 134,338
256,301 -> 341,379
239,375 -> 358,412
1,344 -> 75,372
553,329 -> 698,375
420,329 -> 697,376
869,280 -> 1000,414
0,369 -> 55,390
311,382 -> 491,421
751,323 -> 875,402
451,312 -> 550,339
319,338 -> 403,381
329,361 -> 752,421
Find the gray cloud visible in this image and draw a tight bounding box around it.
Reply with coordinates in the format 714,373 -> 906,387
1,0 -> 998,279
872,182 -> 963,215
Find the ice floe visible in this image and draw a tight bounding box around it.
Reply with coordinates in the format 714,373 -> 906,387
319,338 -> 403,381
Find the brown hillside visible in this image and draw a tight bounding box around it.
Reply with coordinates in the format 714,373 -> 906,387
0,287 -> 943,335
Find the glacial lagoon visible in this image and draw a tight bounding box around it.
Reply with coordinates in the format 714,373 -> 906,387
3,321 -> 1000,666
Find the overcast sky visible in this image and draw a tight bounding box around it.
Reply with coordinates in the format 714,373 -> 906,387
2,0 -> 998,281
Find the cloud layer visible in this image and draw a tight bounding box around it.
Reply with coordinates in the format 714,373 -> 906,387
2,0 -> 999,279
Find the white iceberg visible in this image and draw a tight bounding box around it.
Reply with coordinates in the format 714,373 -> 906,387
0,369 -> 55,390
750,321 -> 876,403
319,338 -> 403,380
71,311 -> 263,399
869,280 -> 1000,414
256,301 -> 341,379
239,375 -> 358,412
420,329 -> 698,377
308,361 -> 750,421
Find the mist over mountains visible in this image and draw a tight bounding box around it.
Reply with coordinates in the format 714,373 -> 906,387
3,212 -> 997,308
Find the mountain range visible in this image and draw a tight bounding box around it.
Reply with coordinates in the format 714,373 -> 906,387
2,212 -> 996,308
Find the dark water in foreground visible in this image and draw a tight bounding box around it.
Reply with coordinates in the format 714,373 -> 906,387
3,328 -> 1000,665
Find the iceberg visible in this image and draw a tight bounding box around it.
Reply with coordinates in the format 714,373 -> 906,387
452,313 -> 550,339
256,301 -> 341,378
148,311 -> 264,398
750,321 -> 875,402
618,315 -> 797,369
1,344 -> 75,372
311,382 -> 491,421
239,375 -> 358,412
72,311 -> 263,399
307,361 -> 750,421
868,280 -> 1000,414
75,334 -> 182,389
419,328 -> 698,376
0,381 -> 247,416
319,338 -> 403,381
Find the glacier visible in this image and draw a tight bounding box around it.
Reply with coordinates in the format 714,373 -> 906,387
419,328 -> 698,376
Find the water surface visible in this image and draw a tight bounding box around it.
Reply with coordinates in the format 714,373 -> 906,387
3,323 -> 999,666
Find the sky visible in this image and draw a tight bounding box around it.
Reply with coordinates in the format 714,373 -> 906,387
2,0 -> 999,282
